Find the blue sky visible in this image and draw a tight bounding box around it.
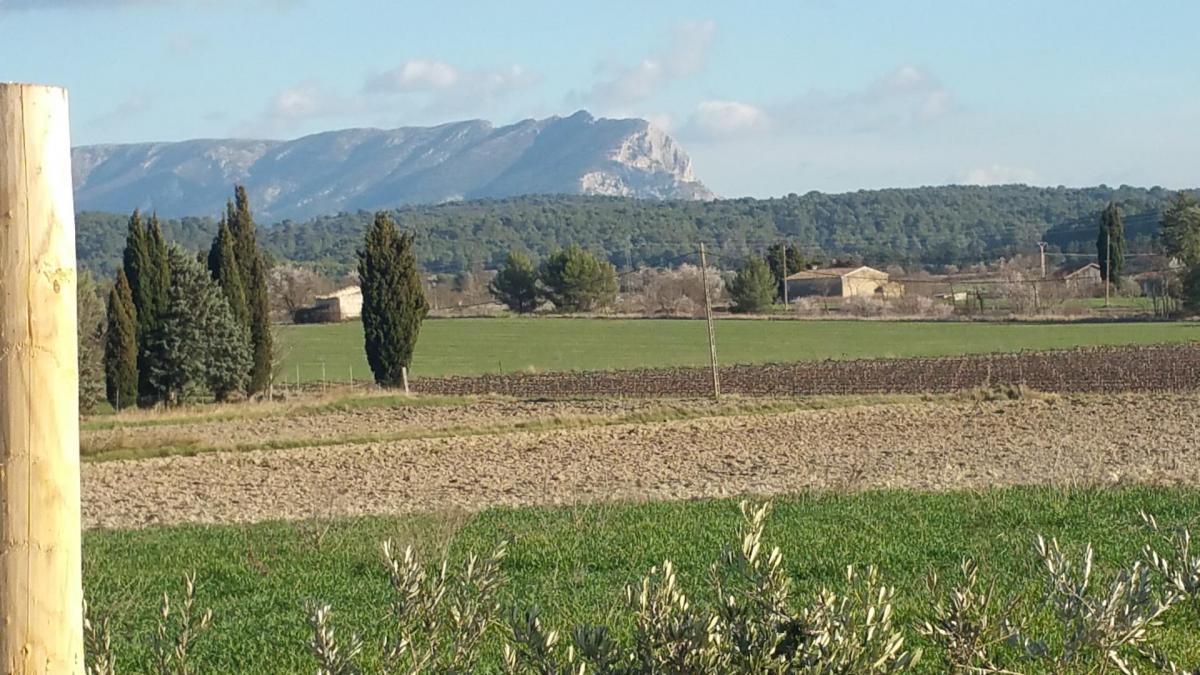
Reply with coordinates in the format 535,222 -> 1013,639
3,0 -> 1198,196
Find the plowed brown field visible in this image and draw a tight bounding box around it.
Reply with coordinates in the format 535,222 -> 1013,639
83,392 -> 1200,530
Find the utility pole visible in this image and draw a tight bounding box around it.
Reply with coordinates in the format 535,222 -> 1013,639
1105,236 -> 1111,308
699,243 -> 721,400
1035,242 -> 1047,314
779,244 -> 789,306
0,83 -> 85,673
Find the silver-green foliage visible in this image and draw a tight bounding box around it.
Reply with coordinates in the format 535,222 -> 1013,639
85,504 -> 1200,674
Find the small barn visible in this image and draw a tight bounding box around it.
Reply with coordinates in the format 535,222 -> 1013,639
294,286 -> 363,323
785,266 -> 903,299
1058,263 -> 1103,293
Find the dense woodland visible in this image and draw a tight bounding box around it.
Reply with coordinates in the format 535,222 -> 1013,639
76,185 -> 1193,277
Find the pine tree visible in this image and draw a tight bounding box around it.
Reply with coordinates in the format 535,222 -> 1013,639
729,256 -> 776,313
538,245 -> 618,312
1097,202 -> 1125,285
145,247 -> 251,405
77,271 -> 107,414
359,212 -> 428,387
489,251 -> 540,313
224,185 -> 272,395
208,216 -> 249,326
104,269 -> 139,410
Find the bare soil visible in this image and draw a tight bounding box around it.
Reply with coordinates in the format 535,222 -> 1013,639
83,393 -> 1200,530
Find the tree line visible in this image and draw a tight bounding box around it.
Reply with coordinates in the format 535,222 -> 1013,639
75,185 -> 1195,278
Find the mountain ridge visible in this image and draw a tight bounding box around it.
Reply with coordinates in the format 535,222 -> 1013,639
70,111 -> 713,221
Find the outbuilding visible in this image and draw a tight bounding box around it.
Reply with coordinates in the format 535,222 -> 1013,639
294,286 -> 363,323
785,266 -> 904,299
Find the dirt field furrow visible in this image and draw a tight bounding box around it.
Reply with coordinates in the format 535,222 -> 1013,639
83,394 -> 1200,530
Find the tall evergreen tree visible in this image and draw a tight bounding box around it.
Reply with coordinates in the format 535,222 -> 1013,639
104,269 -> 139,410
208,216 -> 249,326
145,247 -> 251,405
224,185 -> 272,394
77,271 -> 107,414
489,251 -> 540,313
122,209 -> 152,339
359,212 -> 428,387
1097,202 -> 1125,284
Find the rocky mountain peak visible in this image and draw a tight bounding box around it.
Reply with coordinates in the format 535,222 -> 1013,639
71,112 -> 713,221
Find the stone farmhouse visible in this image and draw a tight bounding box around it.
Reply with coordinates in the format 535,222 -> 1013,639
293,286 -> 363,323
785,266 -> 904,299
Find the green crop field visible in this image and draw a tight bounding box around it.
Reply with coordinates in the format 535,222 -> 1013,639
276,317 -> 1198,381
84,487 -> 1200,673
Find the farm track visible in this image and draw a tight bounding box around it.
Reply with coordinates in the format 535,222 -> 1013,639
84,392 -> 1200,529
413,344 -> 1200,398
81,398 -> 691,456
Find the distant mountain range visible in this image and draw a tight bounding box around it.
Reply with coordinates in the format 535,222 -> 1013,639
70,111 -> 714,221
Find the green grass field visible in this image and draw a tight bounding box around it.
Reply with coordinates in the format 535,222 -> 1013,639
83,487 -> 1200,673
276,317 -> 1198,381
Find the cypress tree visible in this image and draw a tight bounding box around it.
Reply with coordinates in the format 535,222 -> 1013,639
208,216 -> 249,326
77,271 -> 107,414
1097,201 -> 1125,285
122,209 -> 152,340
104,269 -> 139,410
133,214 -> 173,403
359,212 -> 428,387
224,185 -> 272,395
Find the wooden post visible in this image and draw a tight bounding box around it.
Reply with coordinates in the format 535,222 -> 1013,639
1105,236 -> 1112,308
0,83 -> 85,673
699,243 -> 721,400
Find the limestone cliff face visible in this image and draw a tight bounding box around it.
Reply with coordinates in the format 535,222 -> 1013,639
71,111 -> 713,221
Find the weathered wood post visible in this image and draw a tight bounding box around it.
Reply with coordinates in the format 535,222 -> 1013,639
0,83 -> 85,673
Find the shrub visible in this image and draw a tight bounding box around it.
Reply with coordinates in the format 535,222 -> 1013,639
83,503 -> 1200,674
636,264 -> 722,317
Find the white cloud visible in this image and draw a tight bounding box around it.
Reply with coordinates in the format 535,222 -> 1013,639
687,100 -> 770,139
251,80 -> 363,133
645,113 -> 674,131
583,19 -> 716,107
268,82 -> 325,120
958,165 -> 1039,185
364,61 -> 539,115
365,59 -> 460,93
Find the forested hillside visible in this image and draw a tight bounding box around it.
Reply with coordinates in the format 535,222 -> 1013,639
77,185 -> 1190,277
